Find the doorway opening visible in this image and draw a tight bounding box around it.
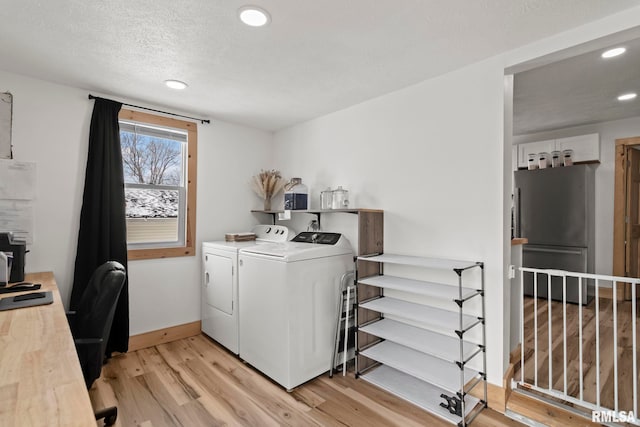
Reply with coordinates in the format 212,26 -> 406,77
504,26 -> 640,424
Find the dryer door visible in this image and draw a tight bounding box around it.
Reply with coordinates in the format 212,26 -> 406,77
204,252 -> 233,314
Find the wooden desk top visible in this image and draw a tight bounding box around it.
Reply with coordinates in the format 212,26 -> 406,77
0,272 -> 96,426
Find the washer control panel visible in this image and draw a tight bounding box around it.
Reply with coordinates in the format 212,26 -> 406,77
291,232 -> 341,245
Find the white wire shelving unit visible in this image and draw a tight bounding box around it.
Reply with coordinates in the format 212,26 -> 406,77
356,254 -> 487,427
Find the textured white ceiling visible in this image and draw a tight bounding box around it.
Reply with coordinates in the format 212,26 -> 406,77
514,36 -> 640,135
0,1 -> 638,131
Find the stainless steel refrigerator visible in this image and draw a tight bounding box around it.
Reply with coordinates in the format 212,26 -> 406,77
514,164 -> 596,304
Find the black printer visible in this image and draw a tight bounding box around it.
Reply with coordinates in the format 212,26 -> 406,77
0,233 -> 27,283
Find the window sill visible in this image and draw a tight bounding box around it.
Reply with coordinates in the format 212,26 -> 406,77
128,246 -> 195,261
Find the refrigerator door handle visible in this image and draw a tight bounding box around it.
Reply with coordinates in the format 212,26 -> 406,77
514,187 -> 521,238
524,246 -> 584,256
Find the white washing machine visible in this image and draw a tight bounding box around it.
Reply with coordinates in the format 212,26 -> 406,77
238,232 -> 354,390
201,224 -> 292,354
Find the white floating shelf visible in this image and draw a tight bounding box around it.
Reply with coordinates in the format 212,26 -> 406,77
358,275 -> 479,301
360,340 -> 480,394
359,318 -> 481,363
361,365 -> 481,425
360,297 -> 480,332
358,254 -> 480,271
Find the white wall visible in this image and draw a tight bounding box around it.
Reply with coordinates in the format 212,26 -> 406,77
4,71 -> 90,303
273,6 -> 640,385
273,56 -> 507,383
1,69 -> 273,335
513,116 -> 640,275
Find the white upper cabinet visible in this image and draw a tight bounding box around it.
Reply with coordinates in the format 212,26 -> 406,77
516,133 -> 599,169
554,134 -> 600,163
517,139 -> 555,168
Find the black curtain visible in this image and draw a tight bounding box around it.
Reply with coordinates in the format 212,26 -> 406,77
70,97 -> 129,354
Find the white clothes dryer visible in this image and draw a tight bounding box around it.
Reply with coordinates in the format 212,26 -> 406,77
238,232 -> 354,390
201,225 -> 292,354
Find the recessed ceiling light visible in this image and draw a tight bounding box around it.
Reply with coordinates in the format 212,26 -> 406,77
238,6 -> 270,27
618,92 -> 637,101
602,47 -> 626,58
165,80 -> 188,90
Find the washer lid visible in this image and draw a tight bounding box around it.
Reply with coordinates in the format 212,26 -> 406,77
240,235 -> 353,262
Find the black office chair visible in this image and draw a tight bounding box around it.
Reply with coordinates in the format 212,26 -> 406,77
67,261 -> 126,427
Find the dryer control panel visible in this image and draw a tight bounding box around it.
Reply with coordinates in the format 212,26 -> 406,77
292,232 -> 342,245
253,224 -> 292,242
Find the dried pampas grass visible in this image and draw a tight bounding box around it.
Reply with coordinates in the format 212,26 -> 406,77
251,170 -> 285,210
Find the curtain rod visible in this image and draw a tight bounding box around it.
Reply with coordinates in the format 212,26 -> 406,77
88,94 -> 210,124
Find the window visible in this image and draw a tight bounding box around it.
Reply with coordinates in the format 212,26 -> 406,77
119,109 -> 197,260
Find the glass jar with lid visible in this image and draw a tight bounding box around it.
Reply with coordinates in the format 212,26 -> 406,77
331,186 -> 349,209
320,188 -> 332,210
563,149 -> 574,166
538,152 -> 550,169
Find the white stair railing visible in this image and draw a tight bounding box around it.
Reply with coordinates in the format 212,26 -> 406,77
516,267 -> 640,424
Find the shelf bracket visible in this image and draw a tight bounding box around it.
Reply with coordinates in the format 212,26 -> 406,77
455,290 -> 482,307
256,212 -> 279,224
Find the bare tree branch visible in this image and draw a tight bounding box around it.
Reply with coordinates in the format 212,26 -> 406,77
121,132 -> 181,185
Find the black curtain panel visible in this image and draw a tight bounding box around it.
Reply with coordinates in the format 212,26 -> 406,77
70,97 -> 129,355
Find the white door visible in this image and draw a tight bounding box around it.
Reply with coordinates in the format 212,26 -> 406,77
204,252 -> 233,314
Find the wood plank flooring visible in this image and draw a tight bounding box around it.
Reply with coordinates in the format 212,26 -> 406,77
90,334 -> 522,426
516,295 -> 640,413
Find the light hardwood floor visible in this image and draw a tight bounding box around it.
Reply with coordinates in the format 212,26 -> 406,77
517,295 -> 640,412
90,334 -> 522,426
